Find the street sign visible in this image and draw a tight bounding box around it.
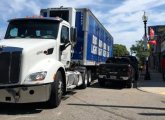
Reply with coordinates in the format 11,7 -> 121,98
143,36 -> 148,50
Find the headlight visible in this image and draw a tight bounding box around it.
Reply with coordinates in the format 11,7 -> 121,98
25,71 -> 47,82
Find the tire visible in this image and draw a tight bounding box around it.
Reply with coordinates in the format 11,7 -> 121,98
98,78 -> 105,87
79,70 -> 88,89
87,70 -> 92,87
127,77 -> 134,88
132,75 -> 135,83
47,71 -> 63,108
126,81 -> 132,88
135,73 -> 139,81
162,72 -> 165,81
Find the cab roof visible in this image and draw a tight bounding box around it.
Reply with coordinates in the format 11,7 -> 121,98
8,17 -> 63,22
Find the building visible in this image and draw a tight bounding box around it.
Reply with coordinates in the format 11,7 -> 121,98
148,25 -> 165,71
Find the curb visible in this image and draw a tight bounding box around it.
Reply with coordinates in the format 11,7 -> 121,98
136,72 -> 165,95
136,81 -> 165,95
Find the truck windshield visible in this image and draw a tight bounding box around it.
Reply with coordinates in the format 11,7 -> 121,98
5,19 -> 59,39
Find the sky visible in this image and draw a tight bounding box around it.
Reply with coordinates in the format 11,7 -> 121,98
0,0 -> 165,51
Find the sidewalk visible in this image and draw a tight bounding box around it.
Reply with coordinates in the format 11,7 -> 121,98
137,69 -> 165,95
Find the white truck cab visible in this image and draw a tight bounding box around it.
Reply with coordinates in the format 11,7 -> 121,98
0,16 -> 88,108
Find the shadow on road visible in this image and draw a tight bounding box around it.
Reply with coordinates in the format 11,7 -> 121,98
67,103 -> 165,111
139,113 -> 165,116
62,91 -> 77,100
0,103 -> 43,115
90,80 -> 137,90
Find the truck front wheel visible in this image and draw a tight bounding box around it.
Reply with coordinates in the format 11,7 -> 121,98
48,71 -> 63,108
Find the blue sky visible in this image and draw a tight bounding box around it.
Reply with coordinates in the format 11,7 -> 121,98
0,0 -> 165,51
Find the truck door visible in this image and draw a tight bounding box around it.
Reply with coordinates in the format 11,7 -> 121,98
60,25 -> 71,68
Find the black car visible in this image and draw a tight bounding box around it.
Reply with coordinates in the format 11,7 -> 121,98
98,57 -> 135,88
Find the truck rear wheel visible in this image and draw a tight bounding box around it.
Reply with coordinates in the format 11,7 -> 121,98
98,79 -> 105,87
48,71 -> 63,108
79,70 -> 88,89
87,70 -> 92,86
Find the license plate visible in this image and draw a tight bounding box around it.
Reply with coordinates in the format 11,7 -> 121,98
110,76 -> 116,79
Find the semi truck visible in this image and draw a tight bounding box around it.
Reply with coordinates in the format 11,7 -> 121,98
0,7 -> 113,108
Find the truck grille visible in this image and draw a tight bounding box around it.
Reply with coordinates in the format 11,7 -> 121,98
0,51 -> 22,84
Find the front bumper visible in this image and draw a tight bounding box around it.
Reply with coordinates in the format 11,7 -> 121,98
0,84 -> 51,103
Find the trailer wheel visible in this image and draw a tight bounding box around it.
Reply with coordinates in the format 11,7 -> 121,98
79,70 -> 88,89
98,79 -> 105,87
48,71 -> 63,108
87,70 -> 92,86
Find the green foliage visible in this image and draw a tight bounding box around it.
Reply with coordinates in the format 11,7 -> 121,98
130,40 -> 150,65
113,44 -> 129,57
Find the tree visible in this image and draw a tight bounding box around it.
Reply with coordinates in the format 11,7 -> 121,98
130,40 -> 150,66
113,44 -> 129,57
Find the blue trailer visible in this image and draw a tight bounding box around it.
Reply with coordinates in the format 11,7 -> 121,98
73,8 -> 113,78
73,8 -> 113,64
40,7 -> 113,79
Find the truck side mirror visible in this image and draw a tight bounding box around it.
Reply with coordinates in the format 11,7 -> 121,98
71,27 -> 77,45
60,44 -> 66,51
60,42 -> 71,51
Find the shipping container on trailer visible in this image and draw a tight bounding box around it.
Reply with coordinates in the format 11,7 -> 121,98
72,8 -> 113,65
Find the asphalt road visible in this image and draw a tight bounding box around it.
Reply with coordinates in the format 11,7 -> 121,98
0,81 -> 165,120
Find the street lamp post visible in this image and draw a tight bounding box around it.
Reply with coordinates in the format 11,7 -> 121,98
142,11 -> 151,80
